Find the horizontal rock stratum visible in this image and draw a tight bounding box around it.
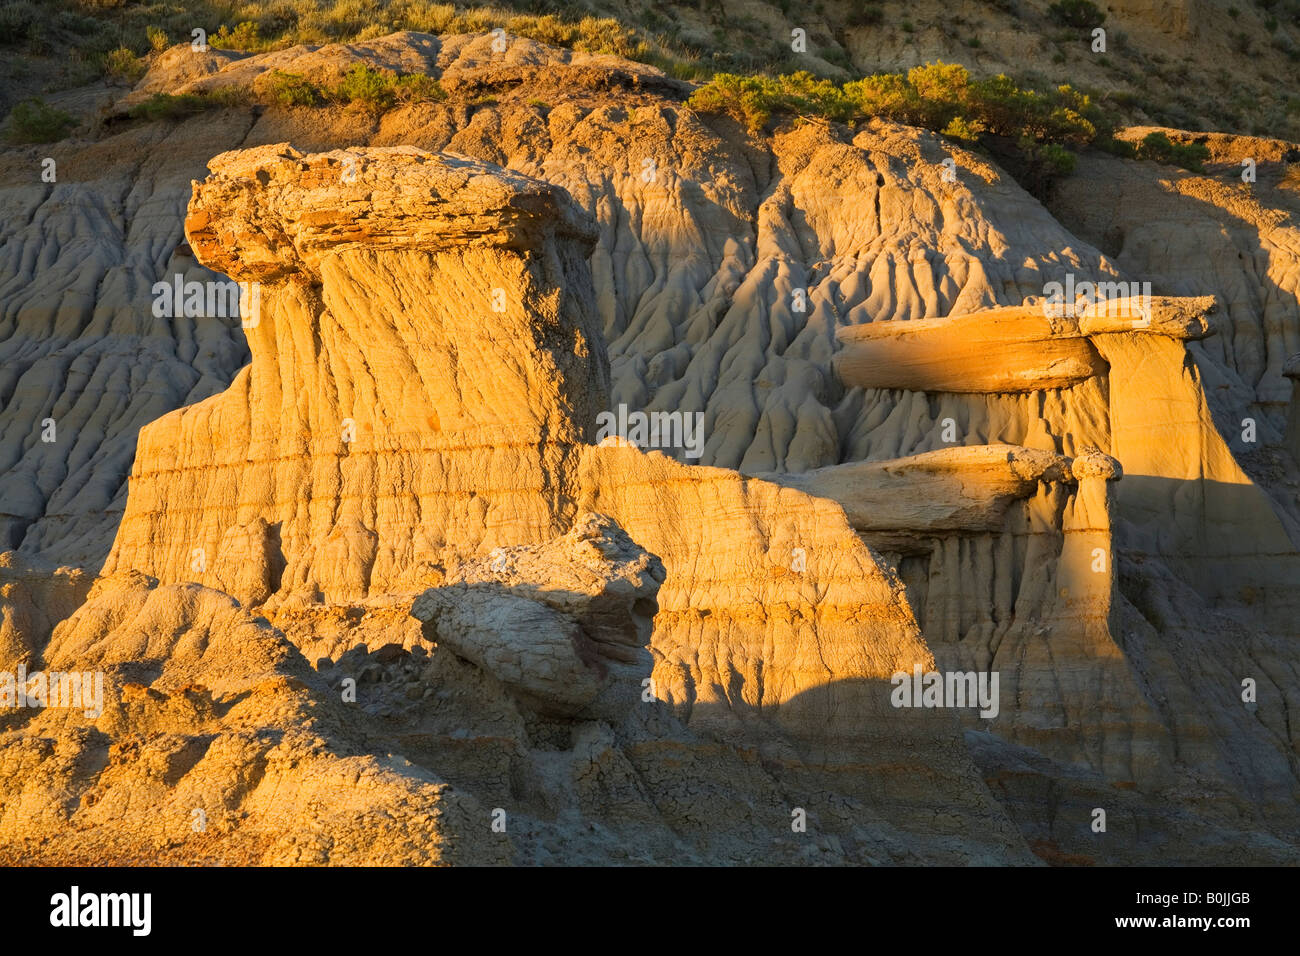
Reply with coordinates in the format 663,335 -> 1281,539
832,296 -> 1220,393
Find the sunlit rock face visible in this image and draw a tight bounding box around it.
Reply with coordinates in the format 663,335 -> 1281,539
103,144 -> 609,606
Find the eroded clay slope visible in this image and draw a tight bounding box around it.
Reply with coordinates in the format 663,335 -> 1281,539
12,514 -> 1010,864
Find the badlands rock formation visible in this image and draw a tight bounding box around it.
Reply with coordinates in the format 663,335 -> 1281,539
0,31 -> 1298,864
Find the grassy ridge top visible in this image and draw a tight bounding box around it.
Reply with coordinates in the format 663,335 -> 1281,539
2,0 -> 1298,143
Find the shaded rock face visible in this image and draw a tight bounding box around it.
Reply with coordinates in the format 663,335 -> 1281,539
411,513 -> 664,719
0,32 -> 1298,865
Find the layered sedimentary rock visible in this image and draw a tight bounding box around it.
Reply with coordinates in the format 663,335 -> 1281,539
105,143 -> 608,604
0,552 -> 91,666
834,295 -> 1218,394
836,308 -> 1107,393
833,289 -> 1300,631
84,144 -> 1029,861
1,31 -> 1298,864
1,32 -> 1132,567
825,282 -> 1300,862
767,444 -> 1074,546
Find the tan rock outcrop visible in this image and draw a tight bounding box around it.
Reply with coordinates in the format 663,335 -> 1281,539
0,569 -> 511,865
1076,294 -> 1218,338
105,143 -> 609,603
835,308 -> 1106,393
766,444 -> 1074,547
0,552 -> 91,668
412,513 -> 662,718
84,144 -> 1029,860
834,295 -> 1220,394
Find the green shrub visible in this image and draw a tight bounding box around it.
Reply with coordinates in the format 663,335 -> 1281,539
688,71 -> 854,132
146,25 -> 169,53
6,98 -> 76,143
1134,131 -> 1210,171
845,71 -> 921,124
126,88 -> 251,121
210,21 -> 261,50
201,86 -> 251,108
690,61 -> 1105,151
267,70 -> 320,106
1030,140 -> 1077,176
256,3 -> 300,37
966,73 -> 1100,145
643,51 -> 710,82
266,66 -> 445,111
390,72 -> 447,105
104,45 -> 146,82
899,61 -> 973,128
1097,136 -> 1136,158
1007,138 -> 1077,194
334,63 -> 396,108
942,115 -> 986,141
1048,0 -> 1105,28
574,15 -> 645,57
689,61 -> 1115,192
126,93 -> 212,121
331,64 -> 446,110
126,86 -> 246,120
0,0 -> 40,45
500,13 -> 570,47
